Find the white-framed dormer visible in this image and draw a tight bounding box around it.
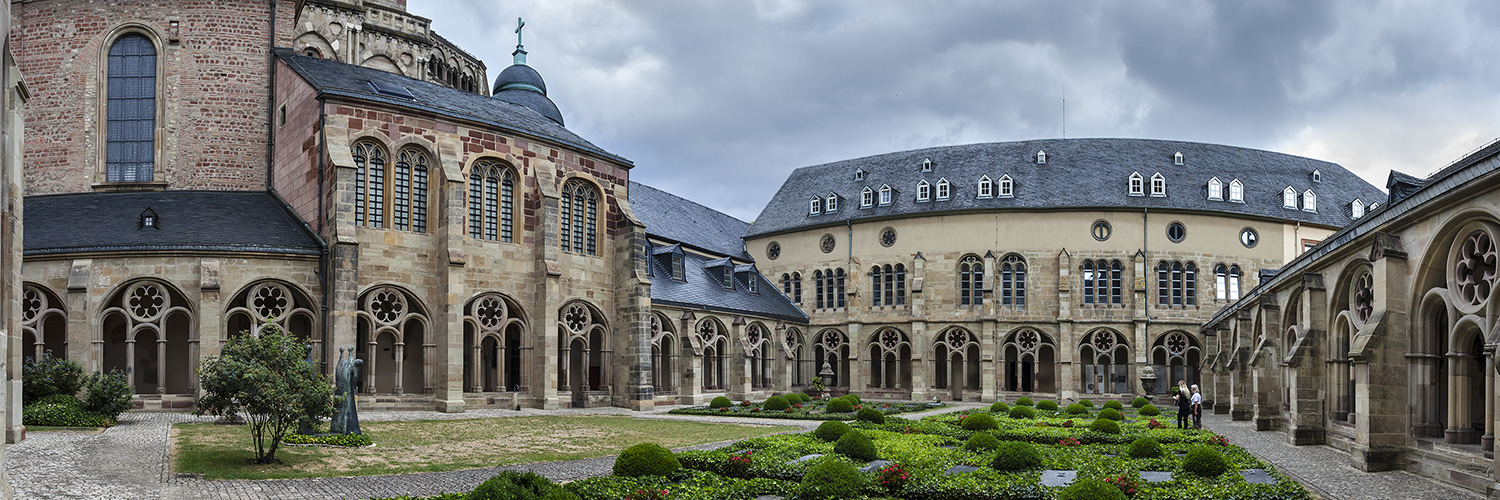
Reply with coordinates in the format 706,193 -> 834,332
825,192 -> 839,212
860,186 -> 874,208
1174,151 -> 1185,165
853,168 -> 866,181
1150,172 -> 1166,197
1228,179 -> 1244,203
998,174 -> 1014,198
936,178 -> 951,200
1302,189 -> 1317,212
920,157 -> 933,172
1128,172 -> 1144,196
1311,169 -> 1322,183
977,175 -> 993,199
809,196 -> 822,215
1036,150 -> 1047,164
1369,202 -> 1380,212
1351,198 -> 1365,219
1207,176 -> 1223,200
878,184 -> 893,206
916,180 -> 931,202
1282,187 -> 1297,209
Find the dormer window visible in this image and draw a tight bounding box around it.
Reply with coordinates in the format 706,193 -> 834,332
860,187 -> 873,208
1207,177 -> 1223,200
977,175 -> 993,198
825,193 -> 838,212
854,168 -> 866,181
1369,202 -> 1380,212
139,207 -> 159,230
920,158 -> 933,172
671,253 -> 684,280
1036,150 -> 1047,164
916,180 -> 931,202
723,266 -> 734,290
1128,172 -> 1144,196
1174,152 -> 1185,165
809,196 -> 822,215
878,184 -> 892,205
1150,173 -> 1166,197
936,178 -> 951,200
998,175 -> 1013,197
1351,198 -> 1365,218
1282,187 -> 1297,209
1302,189 -> 1317,212
746,271 -> 758,293
1228,179 -> 1244,202
1311,169 -> 1322,183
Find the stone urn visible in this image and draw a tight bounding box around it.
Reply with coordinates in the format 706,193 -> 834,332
1139,368 -> 1157,401
816,361 -> 835,399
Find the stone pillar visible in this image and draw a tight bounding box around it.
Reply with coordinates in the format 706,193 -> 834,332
847,322 -> 864,392
1231,310 -> 1254,421
1253,297 -> 1283,431
729,317 -> 751,400
471,344 -> 484,393
909,320 -> 927,401
533,163 -> 562,409
610,199 -> 654,410
980,319 -> 996,402
1287,273 -> 1328,444
1348,232 -> 1409,471
1448,353 -> 1477,444
1483,354 -> 1494,452
677,312 -> 702,405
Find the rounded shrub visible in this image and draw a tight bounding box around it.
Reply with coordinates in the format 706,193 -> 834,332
796,393 -> 813,403
763,395 -> 792,411
1139,404 -> 1161,416
1089,418 -> 1122,434
83,370 -> 133,420
856,407 -> 885,424
834,430 -> 878,461
799,457 -> 866,500
611,443 -> 681,478
812,420 -> 852,442
1183,446 -> 1230,477
1098,408 -> 1124,421
1079,399 -> 1095,408
1008,405 -> 1037,419
1103,400 -> 1124,411
1128,437 -> 1164,458
1065,403 -> 1089,415
961,412 -> 999,431
1036,400 -> 1059,411
825,397 -> 855,413
989,401 -> 1009,413
22,353 -> 85,405
1132,396 -> 1150,408
465,471 -> 577,500
991,441 -> 1042,471
1015,397 -> 1034,406
962,431 -> 1001,452
709,396 -> 733,408
843,393 -> 861,404
1057,478 -> 1127,500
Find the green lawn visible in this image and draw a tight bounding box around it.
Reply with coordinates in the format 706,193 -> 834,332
172,415 -> 796,480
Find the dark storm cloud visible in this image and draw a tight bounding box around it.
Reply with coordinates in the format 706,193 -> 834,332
409,0 -> 1500,221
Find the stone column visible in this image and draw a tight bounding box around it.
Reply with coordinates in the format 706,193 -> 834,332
847,322 -> 864,392
677,312 -> 702,405
533,162 -> 562,409
471,343 -> 484,393
980,319 -> 996,402
1253,297 -> 1282,431
1483,354 -> 1494,452
1287,273 -> 1328,444
1348,232 -> 1409,471
195,259 -> 221,395
435,159 -> 469,411
1230,310 -> 1254,421
729,317 -> 750,400
155,337 -> 167,395
909,320 -> 927,401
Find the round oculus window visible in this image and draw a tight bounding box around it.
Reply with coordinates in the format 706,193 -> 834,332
1091,220 -> 1112,242
880,227 -> 897,247
766,241 -> 781,260
820,234 -> 836,254
1166,221 -> 1187,243
1239,227 -> 1259,248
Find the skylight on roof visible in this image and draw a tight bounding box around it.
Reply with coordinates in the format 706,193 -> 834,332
368,80 -> 416,100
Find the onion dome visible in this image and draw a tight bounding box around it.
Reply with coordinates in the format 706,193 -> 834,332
492,17 -> 564,126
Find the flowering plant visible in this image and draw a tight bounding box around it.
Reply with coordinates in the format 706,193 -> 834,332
726,450 -> 754,477
1147,419 -> 1163,429
902,425 -> 923,434
875,462 -> 911,492
740,400 -> 753,407
624,488 -> 670,500
1061,420 -> 1074,428
1057,437 -> 1081,447
1208,434 -> 1229,446
792,403 -> 802,409
1103,474 -> 1138,496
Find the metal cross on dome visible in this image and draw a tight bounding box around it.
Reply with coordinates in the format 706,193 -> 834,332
515,18 -> 525,47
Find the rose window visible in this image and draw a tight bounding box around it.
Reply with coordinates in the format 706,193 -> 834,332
564,304 -> 590,333
475,297 -> 505,331
820,234 -> 836,254
1165,333 -> 1188,355
1092,333 -> 1116,352
367,289 -> 406,325
1353,273 -> 1375,323
21,287 -> 43,325
947,330 -> 968,348
784,331 -> 800,350
1018,330 -> 1039,351
881,330 -> 900,349
1455,231 -> 1496,307
249,283 -> 291,322
650,316 -> 662,336
127,282 -> 168,322
822,333 -> 843,350
748,326 -> 763,345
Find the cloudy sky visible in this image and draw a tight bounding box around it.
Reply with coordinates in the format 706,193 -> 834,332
409,0 -> 1500,222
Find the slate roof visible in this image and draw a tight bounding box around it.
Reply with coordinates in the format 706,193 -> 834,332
646,248 -> 808,323
746,138 -> 1386,237
25,191 -> 322,256
629,181 -> 751,260
274,49 -> 629,166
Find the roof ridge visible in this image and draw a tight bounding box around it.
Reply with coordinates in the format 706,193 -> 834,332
630,181 -> 749,226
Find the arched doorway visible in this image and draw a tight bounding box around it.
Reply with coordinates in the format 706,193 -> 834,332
463,293 -> 527,393
1149,331 -> 1202,394
99,280 -> 195,394
1002,328 -> 1056,393
650,313 -> 677,395
355,286 -> 430,394
1079,329 -> 1130,394
934,328 -> 981,400
867,328 -> 912,392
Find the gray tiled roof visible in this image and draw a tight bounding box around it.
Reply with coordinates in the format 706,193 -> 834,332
274,49 -> 629,166
25,191 -> 322,256
647,248 -> 808,323
629,181 -> 751,260
746,138 -> 1385,237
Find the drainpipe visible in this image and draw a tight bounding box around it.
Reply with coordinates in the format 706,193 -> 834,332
316,96 -> 330,372
265,0 -> 278,190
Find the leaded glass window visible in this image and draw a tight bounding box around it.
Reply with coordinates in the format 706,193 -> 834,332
352,142 -> 386,227
561,180 -> 599,255
106,34 -> 157,182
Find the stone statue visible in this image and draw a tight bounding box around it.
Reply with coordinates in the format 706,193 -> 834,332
330,346 -> 364,435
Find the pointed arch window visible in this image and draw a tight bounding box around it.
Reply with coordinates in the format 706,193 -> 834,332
393,148 -> 430,232
1302,189 -> 1317,212
1000,254 -> 1026,307
936,178 -> 951,200
958,255 -> 984,306
469,160 -> 516,241
1215,264 -> 1228,301
1228,179 -> 1244,202
871,266 -> 884,307
998,175 -> 1014,197
352,142 -> 386,227
878,185 -> 892,206
834,268 -> 847,308
814,270 -> 825,308
106,33 -> 158,183
1150,172 -> 1167,197
916,180 -> 931,202
977,175 -> 993,198
860,187 -> 873,208
1227,265 -> 1241,300
1129,172 -> 1144,196
560,179 -> 599,255
1207,177 -> 1223,200
792,272 -> 802,303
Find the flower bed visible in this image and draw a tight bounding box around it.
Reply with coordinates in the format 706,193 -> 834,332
667,398 -> 942,421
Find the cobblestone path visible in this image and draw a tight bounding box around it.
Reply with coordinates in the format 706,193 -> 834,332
1201,412 -> 1485,500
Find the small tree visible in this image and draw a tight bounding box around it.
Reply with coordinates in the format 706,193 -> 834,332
195,323 -> 334,464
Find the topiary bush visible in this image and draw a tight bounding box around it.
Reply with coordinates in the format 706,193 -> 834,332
799,457 -> 866,500
1128,437 -> 1164,458
1103,400 -> 1124,411
962,431 -> 1001,452
1098,408 -> 1124,421
763,395 -> 791,411
1008,405 -> 1036,419
1183,446 -> 1229,477
989,401 -> 1009,413
795,393 -> 812,403
83,370 -> 133,420
1014,397 -> 1034,406
1139,404 -> 1161,416
856,407 -> 885,424
1078,399 -> 1095,408
825,397 -> 855,413
22,352 -> 85,405
1036,400 -> 1059,411
961,413 -> 998,431
812,420 -> 852,442
465,471 -> 578,500
1057,478 -> 1127,500
1065,403 -> 1089,415
842,393 -> 861,404
612,443 -> 681,478
1132,397 -> 1150,408
1089,418 -> 1121,434
834,430 -> 878,461
709,396 -> 733,408
990,441 -> 1041,471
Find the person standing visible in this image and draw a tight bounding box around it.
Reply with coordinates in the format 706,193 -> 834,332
1190,384 -> 1203,429
1174,380 -> 1192,429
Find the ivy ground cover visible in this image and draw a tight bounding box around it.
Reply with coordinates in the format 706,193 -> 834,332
667,396 -> 942,421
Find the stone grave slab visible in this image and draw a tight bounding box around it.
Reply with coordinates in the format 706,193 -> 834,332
1040,470 -> 1077,487
860,460 -> 892,473
1140,471 -> 1173,483
787,454 -> 823,464
1240,469 -> 1275,484
945,465 -> 981,475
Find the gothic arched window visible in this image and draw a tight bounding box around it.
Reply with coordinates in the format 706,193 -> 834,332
469,160 -> 516,241
560,180 -> 600,255
959,255 -> 984,306
106,33 -> 157,183
352,141 -> 387,227
394,148 -> 431,233
1001,255 -> 1026,307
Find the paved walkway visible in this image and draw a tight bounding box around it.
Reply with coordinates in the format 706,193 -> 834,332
1201,412 -> 1485,500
